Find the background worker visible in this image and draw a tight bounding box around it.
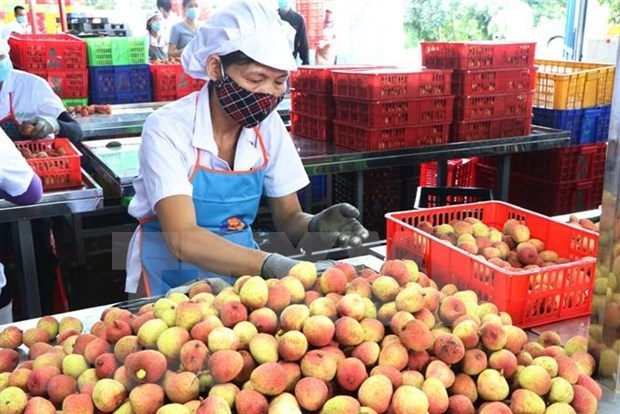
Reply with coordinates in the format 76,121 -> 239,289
0,128 -> 43,324
156,0 -> 181,43
2,5 -> 32,38
146,10 -> 168,61
315,7 -> 337,64
168,0 -> 201,59
277,0 -> 310,65
124,0 -> 368,297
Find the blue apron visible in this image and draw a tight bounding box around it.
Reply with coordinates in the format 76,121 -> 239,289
0,93 -> 26,140
138,127 -> 268,296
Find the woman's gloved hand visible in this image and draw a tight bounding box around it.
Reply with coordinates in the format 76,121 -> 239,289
21,115 -> 59,140
261,253 -> 336,279
308,203 -> 370,248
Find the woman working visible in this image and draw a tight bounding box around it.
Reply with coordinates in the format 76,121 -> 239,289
125,0 -> 368,296
167,0 -> 200,59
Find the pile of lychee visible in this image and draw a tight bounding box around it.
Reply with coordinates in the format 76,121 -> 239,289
0,259 -> 604,413
417,217 -> 583,270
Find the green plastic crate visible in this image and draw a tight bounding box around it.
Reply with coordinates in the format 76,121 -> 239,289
85,37 -> 148,66
61,98 -> 88,108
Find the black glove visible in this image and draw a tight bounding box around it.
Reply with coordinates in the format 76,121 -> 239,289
22,115 -> 59,140
308,203 -> 370,248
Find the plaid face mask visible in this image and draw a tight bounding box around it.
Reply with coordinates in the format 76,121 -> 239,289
215,74 -> 284,129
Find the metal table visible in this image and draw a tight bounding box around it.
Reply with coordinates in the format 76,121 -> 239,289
0,171 -> 103,318
79,126 -> 570,206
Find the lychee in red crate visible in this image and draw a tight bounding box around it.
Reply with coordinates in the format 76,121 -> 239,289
290,64 -> 374,93
291,91 -> 335,118
451,115 -> 532,142
290,111 -> 332,141
31,69 -> 89,99
451,67 -> 537,96
333,120 -> 450,151
331,68 -> 452,101
15,138 -> 82,191
419,158 -> 476,187
386,201 -> 597,328
334,96 -> 454,128
454,92 -> 533,120
8,33 -> 87,71
421,41 -> 536,70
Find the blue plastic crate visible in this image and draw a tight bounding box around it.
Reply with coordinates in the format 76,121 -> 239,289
298,175 -> 328,204
597,104 -> 611,142
533,105 -> 611,145
88,64 -> 151,104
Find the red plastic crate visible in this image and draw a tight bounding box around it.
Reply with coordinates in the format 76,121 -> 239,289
8,33 -> 87,71
334,96 -> 454,127
31,69 -> 89,99
386,201 -> 597,328
150,63 -> 206,102
454,92 -> 533,120
451,115 -> 532,142
291,91 -> 335,118
508,174 -> 604,216
331,68 -> 452,100
419,158 -> 476,187
510,142 -> 607,182
333,120 -> 450,151
15,138 -> 82,191
290,64 -> 376,93
474,163 -> 604,216
476,143 -> 607,182
290,111 -> 332,141
451,67 -> 537,95
421,41 -> 536,69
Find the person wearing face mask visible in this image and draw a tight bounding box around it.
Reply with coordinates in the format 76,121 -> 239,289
3,6 -> 32,37
124,0 -> 369,297
0,39 -> 83,143
146,10 -> 168,62
168,0 -> 200,59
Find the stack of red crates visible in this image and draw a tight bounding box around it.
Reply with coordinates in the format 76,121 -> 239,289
150,63 -> 206,102
421,41 -> 536,142
7,34 -> 89,106
330,68 -> 454,151
289,64 -> 370,141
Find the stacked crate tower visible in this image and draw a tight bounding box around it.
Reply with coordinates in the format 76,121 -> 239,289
327,66 -> 454,236
84,36 -> 152,104
421,41 -> 537,143
7,34 -> 89,109
477,59 -> 614,216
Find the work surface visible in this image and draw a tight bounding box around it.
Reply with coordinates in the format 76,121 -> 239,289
0,254 -> 618,412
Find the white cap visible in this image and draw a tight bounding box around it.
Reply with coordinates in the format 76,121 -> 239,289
0,38 -> 9,56
146,10 -> 161,23
182,0 -> 297,80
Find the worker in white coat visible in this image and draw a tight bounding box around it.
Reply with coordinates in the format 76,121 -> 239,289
0,128 -> 43,324
125,0 -> 369,297
0,39 -> 83,143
